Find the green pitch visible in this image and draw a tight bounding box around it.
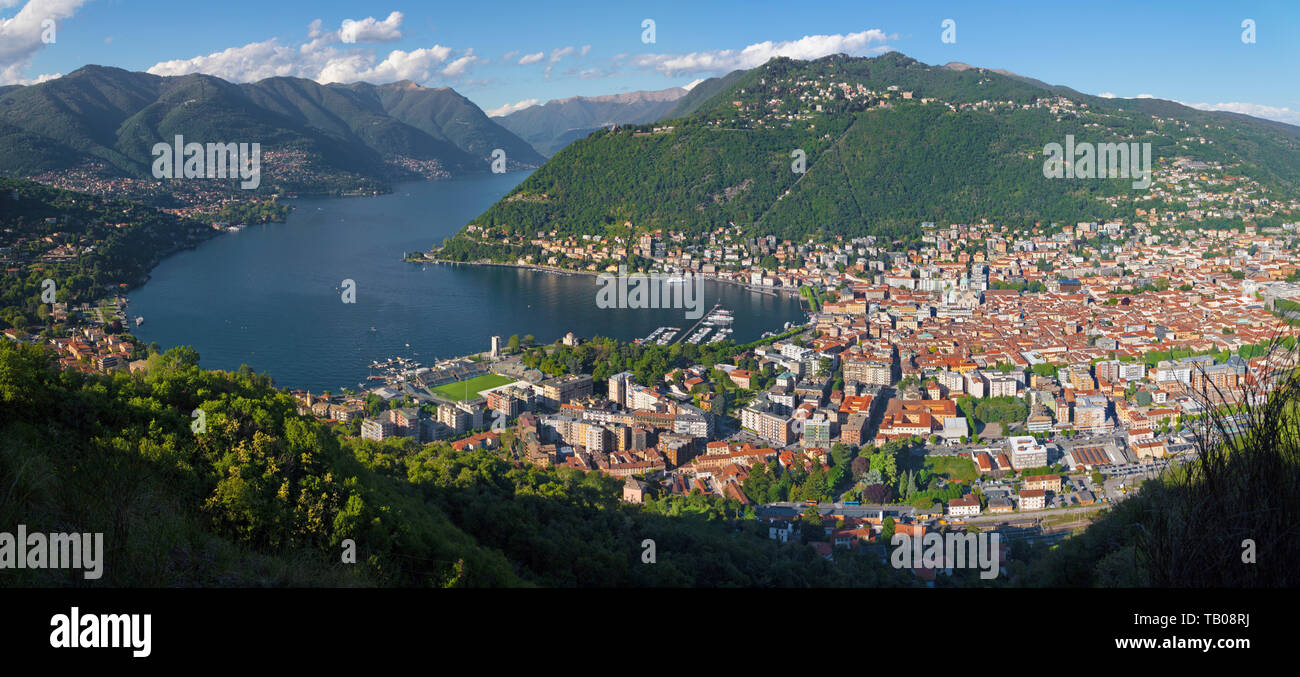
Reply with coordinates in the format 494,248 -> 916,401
431,373 -> 515,401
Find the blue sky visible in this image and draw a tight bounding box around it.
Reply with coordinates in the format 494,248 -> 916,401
3,0 -> 1298,123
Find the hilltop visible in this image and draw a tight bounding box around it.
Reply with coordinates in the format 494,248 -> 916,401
0,66 -> 544,197
464,52 -> 1300,243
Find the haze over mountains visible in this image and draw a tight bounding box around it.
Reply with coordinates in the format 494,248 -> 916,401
0,66 -> 544,193
495,87 -> 690,157
493,70 -> 754,157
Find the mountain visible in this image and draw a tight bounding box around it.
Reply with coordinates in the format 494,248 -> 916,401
659,69 -> 748,119
942,61 -> 1057,91
495,87 -> 688,156
463,52 -> 1300,243
0,66 -> 544,194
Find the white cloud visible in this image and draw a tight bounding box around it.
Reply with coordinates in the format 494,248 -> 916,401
549,46 -> 575,63
0,0 -> 90,84
485,98 -> 539,117
517,51 -> 543,65
544,45 -> 582,76
1098,92 -> 1117,98
1099,90 -> 1300,127
147,37 -> 470,86
322,45 -> 453,83
143,12 -> 482,86
440,50 -> 479,77
630,29 -> 892,77
682,78 -> 706,91
1186,101 -> 1300,127
150,39 -> 321,81
339,11 -> 404,44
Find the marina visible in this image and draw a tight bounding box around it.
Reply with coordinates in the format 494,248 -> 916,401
702,307 -> 734,325
684,327 -> 711,344
635,303 -> 739,346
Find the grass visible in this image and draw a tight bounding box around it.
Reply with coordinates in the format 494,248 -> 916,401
799,286 -> 820,312
432,373 -> 515,401
925,455 -> 979,483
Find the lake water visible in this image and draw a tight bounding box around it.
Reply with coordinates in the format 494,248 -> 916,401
126,172 -> 807,392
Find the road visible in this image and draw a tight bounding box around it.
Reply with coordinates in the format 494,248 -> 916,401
954,504 -> 1108,525
757,501 -> 1108,525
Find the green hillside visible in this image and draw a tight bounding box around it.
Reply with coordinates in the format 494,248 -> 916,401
464,52 -> 1300,241
0,339 -> 916,587
0,177 -> 216,330
0,66 -> 545,195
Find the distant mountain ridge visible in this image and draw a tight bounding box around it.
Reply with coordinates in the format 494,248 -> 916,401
495,86 -> 689,156
0,66 -> 544,194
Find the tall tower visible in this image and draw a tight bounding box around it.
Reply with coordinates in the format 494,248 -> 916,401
490,335 -> 501,359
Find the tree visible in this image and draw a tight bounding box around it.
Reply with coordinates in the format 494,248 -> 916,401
1031,362 -> 1058,379
868,447 -> 898,486
881,516 -> 896,543
801,506 -> 824,542
862,483 -> 893,504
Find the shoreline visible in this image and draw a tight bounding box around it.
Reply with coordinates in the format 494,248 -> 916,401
111,175 -> 801,391
415,256 -> 803,298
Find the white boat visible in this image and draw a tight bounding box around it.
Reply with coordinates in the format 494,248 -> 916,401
134,317 -> 144,326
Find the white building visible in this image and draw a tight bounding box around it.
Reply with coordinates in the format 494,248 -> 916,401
1007,435 -> 1047,470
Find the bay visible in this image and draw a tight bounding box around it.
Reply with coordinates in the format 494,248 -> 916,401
126,172 -> 807,392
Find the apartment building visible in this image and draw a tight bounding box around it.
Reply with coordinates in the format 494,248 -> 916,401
361,417 -> 396,442
1007,435 -> 1048,470
534,374 -> 594,410
1019,489 -> 1046,510
948,494 -> 982,517
1022,474 -> 1062,492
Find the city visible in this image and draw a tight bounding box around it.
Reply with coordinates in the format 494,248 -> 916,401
0,0 -> 1293,661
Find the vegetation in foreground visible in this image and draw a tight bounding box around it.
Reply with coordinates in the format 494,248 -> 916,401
1015,341 -> 1300,587
0,340 -> 913,588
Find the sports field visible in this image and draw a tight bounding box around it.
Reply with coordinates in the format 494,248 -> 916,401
431,373 -> 515,401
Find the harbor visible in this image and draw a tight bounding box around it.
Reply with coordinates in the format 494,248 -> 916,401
634,304 -> 736,346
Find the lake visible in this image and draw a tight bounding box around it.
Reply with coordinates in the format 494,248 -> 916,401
126,172 -> 807,392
